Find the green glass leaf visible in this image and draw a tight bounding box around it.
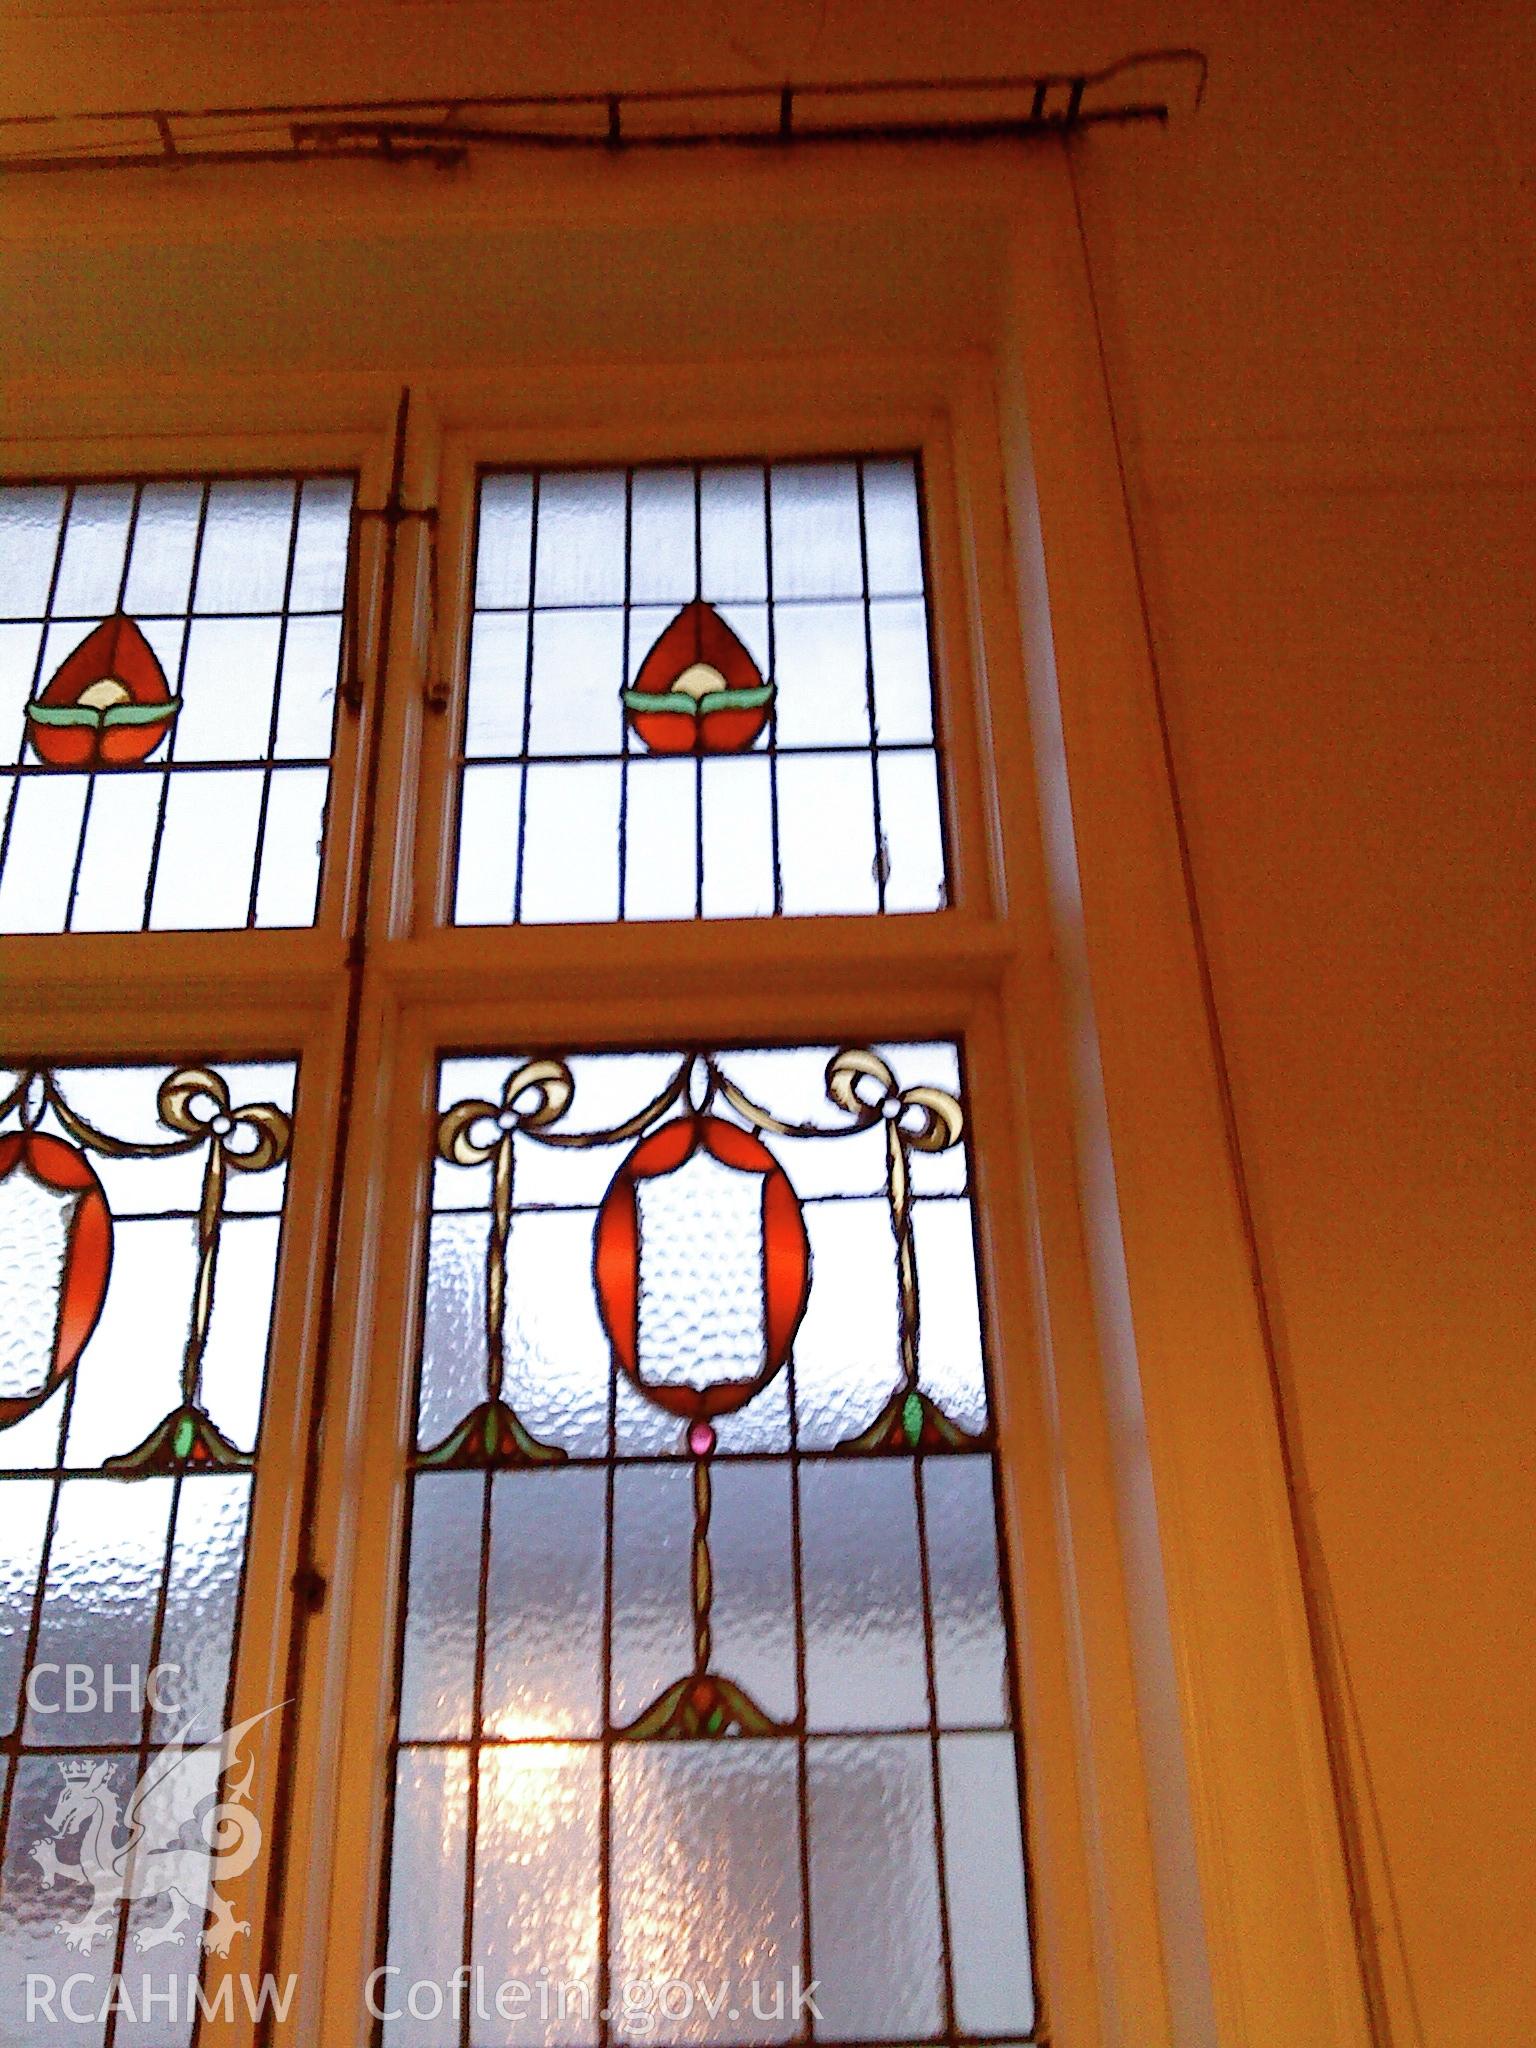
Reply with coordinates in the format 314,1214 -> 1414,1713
621,689 -> 699,716
102,701 -> 180,727
696,684 -> 774,713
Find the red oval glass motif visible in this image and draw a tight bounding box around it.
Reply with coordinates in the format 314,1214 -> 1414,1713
622,601 -> 773,755
593,1115 -> 809,1419
26,614 -> 178,769
0,1132 -> 114,1427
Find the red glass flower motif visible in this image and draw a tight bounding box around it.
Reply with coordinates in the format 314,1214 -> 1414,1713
0,1132 -> 113,1428
26,614 -> 179,769
622,600 -> 773,755
593,1115 -> 809,1419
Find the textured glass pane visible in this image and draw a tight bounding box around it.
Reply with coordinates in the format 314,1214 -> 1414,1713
793,1198 -> 899,1449
807,1736 -> 943,2041
68,773 -> 162,931
193,479 -> 295,613
456,763 -> 523,924
624,757 -> 697,921
861,458 -> 925,596
484,1468 -> 606,1737
924,1458 -> 1010,1726
25,1479 -> 174,1743
913,1201 -> 989,1435
941,1733 -> 1035,2034
52,483 -> 134,616
878,748 -> 947,912
150,1476 -> 252,1741
196,1212 -> 281,1451
0,1482 -> 49,1737
870,597 -> 935,743
700,465 -> 767,601
289,477 -> 353,611
0,774 -> 87,932
770,462 -> 861,600
475,1745 -> 602,2045
610,1746 -> 801,2043
148,767 -> 265,928
383,1747 -> 470,2048
0,486 -> 67,616
400,1472 -> 482,1740
417,1213 -> 492,1453
707,1463 -> 796,1725
62,1217 -> 193,1468
464,611 -> 530,758
699,755 -> 774,919
773,602 -> 869,748
520,764 -> 620,924
0,623 -> 44,764
609,1465 -> 691,1726
272,613 -> 344,758
801,1462 -> 928,1730
477,473 -> 535,609
253,767 -> 327,926
121,480 -> 202,616
776,753 -> 879,915
528,608 -> 625,756
176,616 -> 283,761
533,472 -> 626,607
629,467 -> 695,605
1,1751 -> 120,2044
454,460 -> 949,925
635,1150 -> 766,1393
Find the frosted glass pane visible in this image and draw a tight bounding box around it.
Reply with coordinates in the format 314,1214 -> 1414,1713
807,1736 -> 943,2041
148,768 -> 264,929
700,755 -> 774,918
700,465 -> 767,601
1,1752 -> 120,2044
288,477 -> 353,611
770,463 -> 861,599
773,602 -> 870,748
196,1212 -> 280,1449
400,1472 -> 482,1740
475,1745 -> 601,2045
801,1461 -> 928,1730
123,480 -> 203,615
941,1733 -> 1035,2034
254,768 -> 327,926
68,773 -> 162,931
272,614 -> 343,758
0,775 -> 87,932
383,1747 -> 470,2048
175,616 -> 283,761
477,473 -> 534,608
776,753 -> 879,915
924,1458 -> 1010,1725
707,1463 -> 796,1724
527,607 -> 625,756
913,1201 -> 990,1436
629,467 -> 696,604
609,1465 -> 691,1726
861,458 -> 924,595
193,479 -> 295,613
0,623 -> 43,764
792,1198 -> 899,1448
501,1210 -> 611,1456
624,757 -> 697,921
878,749 -> 946,913
0,1481 -> 49,1737
151,1475 -> 252,1741
25,1478 -> 174,1743
0,485 -> 66,616
464,611 -> 530,757
416,1213 -> 491,1454
520,764 -> 620,924
53,483 -> 134,616
456,764 -> 522,924
870,598 -> 935,743
484,1467 -> 605,1737
610,1745 -> 801,2043
635,1148 -> 766,1393
533,471 -> 626,606
63,1217 -> 193,1468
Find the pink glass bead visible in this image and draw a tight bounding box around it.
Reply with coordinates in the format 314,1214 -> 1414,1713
688,1419 -> 716,1458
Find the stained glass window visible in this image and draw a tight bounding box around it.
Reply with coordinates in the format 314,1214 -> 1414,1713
0,1059 -> 296,2042
381,1044 -> 1035,2045
0,476 -> 353,933
454,462 -> 950,924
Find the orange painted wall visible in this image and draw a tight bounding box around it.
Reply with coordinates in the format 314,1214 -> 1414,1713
3,4 -> 1530,2040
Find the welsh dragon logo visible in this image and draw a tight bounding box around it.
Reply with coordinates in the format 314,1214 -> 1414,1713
31,1706 -> 283,1956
